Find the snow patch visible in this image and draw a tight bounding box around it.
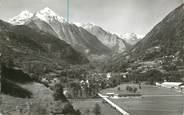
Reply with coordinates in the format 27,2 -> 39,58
121,33 -> 144,40
35,7 -> 66,23
8,7 -> 67,25
8,10 -> 33,25
74,22 -> 97,29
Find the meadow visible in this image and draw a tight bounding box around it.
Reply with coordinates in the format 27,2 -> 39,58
103,84 -> 184,115
70,99 -> 122,115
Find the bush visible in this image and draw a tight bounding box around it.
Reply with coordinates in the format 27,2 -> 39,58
126,86 -> 138,93
93,104 -> 101,115
53,83 -> 67,102
133,87 -> 137,93
63,102 -> 76,114
126,86 -> 133,92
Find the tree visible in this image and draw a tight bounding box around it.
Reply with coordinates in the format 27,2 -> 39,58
139,82 -> 142,89
93,104 -> 101,115
63,102 -> 76,114
126,86 -> 132,92
76,109 -> 81,115
133,87 -> 137,93
53,83 -> 67,101
70,82 -> 80,98
117,87 -> 121,91
85,109 -> 90,115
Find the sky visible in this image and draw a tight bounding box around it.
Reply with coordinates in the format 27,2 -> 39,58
0,0 -> 182,36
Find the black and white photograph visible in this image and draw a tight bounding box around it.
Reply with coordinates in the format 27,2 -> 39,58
0,0 -> 184,115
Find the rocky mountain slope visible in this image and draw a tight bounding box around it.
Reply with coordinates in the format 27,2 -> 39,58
9,8 -> 111,59
104,4 -> 184,81
130,4 -> 184,61
9,10 -> 33,25
0,19 -> 89,79
76,23 -> 130,53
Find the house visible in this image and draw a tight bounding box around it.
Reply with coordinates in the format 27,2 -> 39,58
41,77 -> 49,83
63,88 -> 71,98
155,82 -> 162,87
161,82 -> 183,89
106,73 -> 111,80
106,93 -> 115,97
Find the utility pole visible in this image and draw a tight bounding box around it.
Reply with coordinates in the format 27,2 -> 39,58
67,0 -> 70,22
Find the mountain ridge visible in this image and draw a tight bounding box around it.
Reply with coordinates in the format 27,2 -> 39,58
76,22 -> 144,51
0,19 -> 89,66
77,23 -> 129,53
8,8 -> 111,60
104,4 -> 184,76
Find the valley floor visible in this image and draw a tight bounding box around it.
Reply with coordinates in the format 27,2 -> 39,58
70,98 -> 122,115
101,84 -> 184,115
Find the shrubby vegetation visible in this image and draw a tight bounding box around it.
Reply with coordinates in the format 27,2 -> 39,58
1,61 -> 33,98
52,83 -> 81,115
53,83 -> 67,101
126,86 -> 137,93
93,104 -> 101,115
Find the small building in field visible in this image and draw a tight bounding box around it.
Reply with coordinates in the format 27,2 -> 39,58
106,73 -> 111,80
155,82 -> 162,87
106,93 -> 115,97
161,82 -> 183,89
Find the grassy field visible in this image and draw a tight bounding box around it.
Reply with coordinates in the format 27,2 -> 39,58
100,83 -> 182,96
0,82 -> 54,114
111,95 -> 184,115
70,99 -> 122,115
101,84 -> 184,115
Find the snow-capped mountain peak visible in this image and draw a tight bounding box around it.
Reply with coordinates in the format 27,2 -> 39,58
82,23 -> 97,29
74,22 -> 97,29
120,33 -> 144,45
35,7 -> 66,23
39,7 -> 58,17
75,22 -> 144,46
121,33 -> 144,40
8,10 -> 33,25
74,22 -> 128,53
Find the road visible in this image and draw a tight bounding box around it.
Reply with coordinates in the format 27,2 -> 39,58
98,93 -> 130,115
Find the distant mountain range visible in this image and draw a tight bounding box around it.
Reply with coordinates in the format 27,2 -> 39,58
120,33 -> 143,45
75,23 -> 133,53
76,23 -> 144,50
9,8 -> 111,59
8,7 -> 143,60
